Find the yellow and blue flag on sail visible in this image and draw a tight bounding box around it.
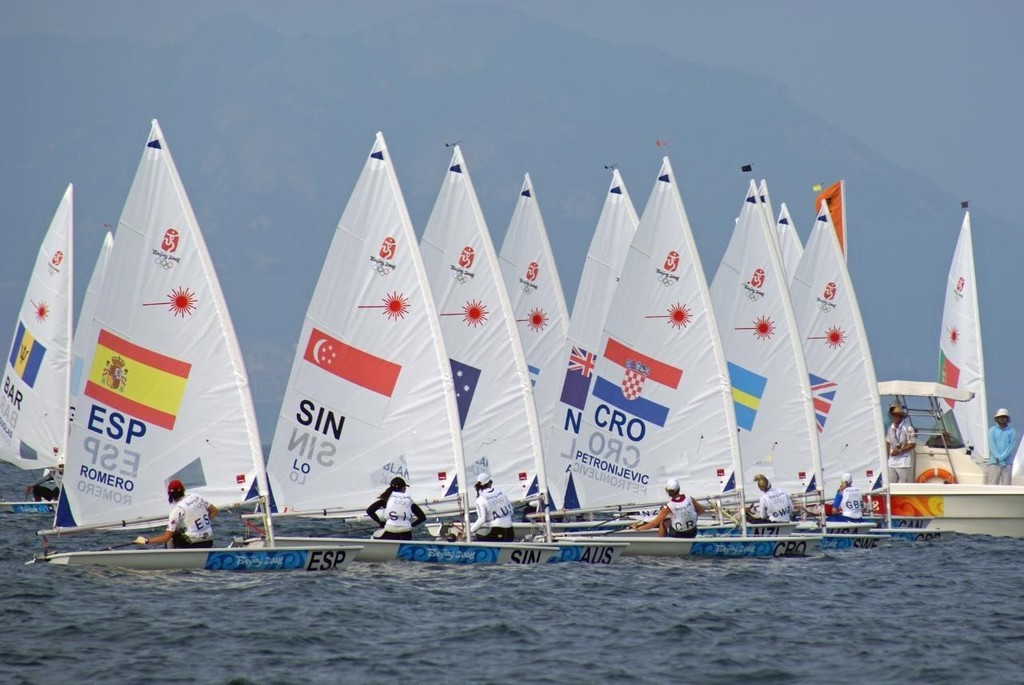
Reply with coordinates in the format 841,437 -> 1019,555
728,361 -> 768,431
8,321 -> 46,388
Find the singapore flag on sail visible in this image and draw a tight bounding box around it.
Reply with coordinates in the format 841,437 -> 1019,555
294,326 -> 402,427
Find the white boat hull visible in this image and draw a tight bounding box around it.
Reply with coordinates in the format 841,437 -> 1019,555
37,545 -> 362,572
882,483 -> 1024,537
560,533 -> 819,558
253,536 -> 563,565
0,501 -> 56,514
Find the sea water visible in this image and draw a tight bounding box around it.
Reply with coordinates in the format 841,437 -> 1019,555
2,468 -> 1022,685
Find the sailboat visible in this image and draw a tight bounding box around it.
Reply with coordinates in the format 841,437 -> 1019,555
937,209 -> 988,462
0,185 -> 73,514
709,181 -> 823,522
547,159 -> 815,558
259,133 -> 558,564
35,121 -> 359,571
789,201 -> 890,548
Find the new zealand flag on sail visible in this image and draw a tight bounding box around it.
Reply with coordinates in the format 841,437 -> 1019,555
560,346 -> 596,411
450,358 -> 481,429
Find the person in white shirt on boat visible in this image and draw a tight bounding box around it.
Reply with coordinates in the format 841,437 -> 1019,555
25,457 -> 64,502
886,404 -> 916,483
827,472 -> 863,522
746,474 -> 793,523
629,478 -> 707,538
366,476 -> 426,540
133,480 -> 217,549
470,472 -> 515,542
987,408 -> 1017,485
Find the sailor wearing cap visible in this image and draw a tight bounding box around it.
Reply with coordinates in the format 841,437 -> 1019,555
366,476 -> 426,540
134,479 -> 217,548
886,405 -> 916,483
25,455 -> 64,502
629,478 -> 706,538
470,472 -> 515,542
828,472 -> 863,522
987,408 -> 1017,485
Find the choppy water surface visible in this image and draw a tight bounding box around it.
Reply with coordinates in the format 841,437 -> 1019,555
2,479 -> 1022,684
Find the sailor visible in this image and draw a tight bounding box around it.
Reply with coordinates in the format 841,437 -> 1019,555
366,476 -> 426,540
886,404 -> 916,483
987,408 -> 1016,485
25,456 -> 64,502
470,472 -> 514,542
133,480 -> 217,548
746,474 -> 794,523
629,478 -> 706,538
828,472 -> 863,522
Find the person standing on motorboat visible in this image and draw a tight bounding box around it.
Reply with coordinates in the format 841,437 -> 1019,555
746,474 -> 794,523
827,472 -> 863,522
470,472 -> 515,542
133,480 -> 217,548
629,478 -> 707,538
25,456 -> 64,502
366,476 -> 426,540
987,408 -> 1017,485
886,405 -> 916,483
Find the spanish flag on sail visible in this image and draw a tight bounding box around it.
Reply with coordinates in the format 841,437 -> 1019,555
84,329 -> 191,430
7,321 -> 47,388
815,180 -> 846,259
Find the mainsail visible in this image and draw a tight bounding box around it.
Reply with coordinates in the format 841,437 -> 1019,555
791,205 -> 887,492
420,146 -> 542,502
543,158 -> 738,511
0,184 -> 73,471
775,203 -> 803,285
264,132 -> 465,515
710,181 -> 822,497
57,120 -> 264,529
938,210 -> 988,461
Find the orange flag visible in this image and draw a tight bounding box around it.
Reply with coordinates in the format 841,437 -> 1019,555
815,180 -> 846,258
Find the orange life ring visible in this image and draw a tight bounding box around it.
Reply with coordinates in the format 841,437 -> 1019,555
916,467 -> 957,484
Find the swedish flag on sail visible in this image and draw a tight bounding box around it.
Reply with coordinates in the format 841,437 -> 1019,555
728,362 -> 767,431
8,321 -> 46,388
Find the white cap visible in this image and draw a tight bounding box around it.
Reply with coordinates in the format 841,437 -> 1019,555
476,471 -> 491,486
665,478 -> 680,492
841,472 -> 852,484
995,408 -> 1010,419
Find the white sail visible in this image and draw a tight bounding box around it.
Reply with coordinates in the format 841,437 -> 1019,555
776,203 -> 804,285
419,146 -> 542,501
69,232 -> 114,419
710,181 -> 822,497
791,205 -> 887,492
498,174 -> 570,400
534,170 -> 639,502
57,121 -> 263,529
0,184 -> 73,470
264,132 -> 465,515
938,211 -> 988,461
544,158 -> 739,510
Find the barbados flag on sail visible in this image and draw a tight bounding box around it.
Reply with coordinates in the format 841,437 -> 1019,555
728,362 -> 767,431
8,321 -> 46,388
84,329 -> 191,430
591,338 -> 682,427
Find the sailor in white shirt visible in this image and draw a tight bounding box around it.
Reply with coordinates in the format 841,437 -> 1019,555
470,472 -> 514,542
746,473 -> 794,523
133,479 -> 218,548
886,405 -> 916,483
630,478 -> 707,538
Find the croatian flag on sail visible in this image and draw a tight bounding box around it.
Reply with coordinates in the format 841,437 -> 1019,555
591,338 -> 682,427
560,346 -> 595,411
809,373 -> 838,434
450,358 -> 481,429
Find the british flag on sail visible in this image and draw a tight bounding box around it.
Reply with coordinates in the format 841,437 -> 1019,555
809,373 -> 838,433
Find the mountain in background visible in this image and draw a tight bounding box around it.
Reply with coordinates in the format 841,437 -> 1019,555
3,6 -> 1017,440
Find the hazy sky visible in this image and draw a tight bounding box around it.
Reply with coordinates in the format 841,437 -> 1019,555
6,0 -> 1019,225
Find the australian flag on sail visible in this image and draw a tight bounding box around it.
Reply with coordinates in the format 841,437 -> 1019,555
450,358 -> 481,429
560,346 -> 596,411
809,373 -> 838,433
